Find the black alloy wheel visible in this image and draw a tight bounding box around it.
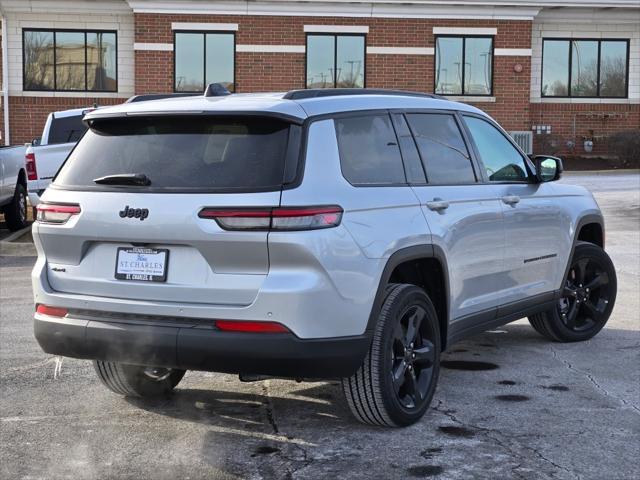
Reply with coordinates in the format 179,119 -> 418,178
558,256 -> 613,332
529,242 -> 617,342
343,283 -> 441,427
391,304 -> 436,410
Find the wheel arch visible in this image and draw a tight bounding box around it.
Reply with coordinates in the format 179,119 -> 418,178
560,214 -> 606,292
366,245 -> 450,351
17,168 -> 27,188
577,220 -> 604,248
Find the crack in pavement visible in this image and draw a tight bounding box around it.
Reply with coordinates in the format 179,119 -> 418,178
259,381 -> 314,480
550,345 -> 640,415
261,381 -> 280,434
433,400 -> 580,480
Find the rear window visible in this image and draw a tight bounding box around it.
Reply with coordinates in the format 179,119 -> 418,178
48,114 -> 88,144
54,116 -> 291,191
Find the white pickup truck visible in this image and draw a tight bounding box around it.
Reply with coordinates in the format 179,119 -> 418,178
0,144 -> 28,230
25,107 -> 95,206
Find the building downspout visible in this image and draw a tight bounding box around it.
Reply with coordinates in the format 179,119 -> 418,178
1,14 -> 9,145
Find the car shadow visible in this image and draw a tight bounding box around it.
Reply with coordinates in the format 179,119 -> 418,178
126,380 -> 352,431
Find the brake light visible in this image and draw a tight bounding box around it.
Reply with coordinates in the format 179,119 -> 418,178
36,203 -> 81,224
199,206 -> 343,231
36,304 -> 68,317
215,320 -> 290,333
25,152 -> 38,180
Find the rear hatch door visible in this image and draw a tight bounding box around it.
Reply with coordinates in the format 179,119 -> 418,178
37,114 -> 298,306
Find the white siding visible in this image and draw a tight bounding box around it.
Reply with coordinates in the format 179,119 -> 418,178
4,10 -> 135,97
531,9 -> 640,103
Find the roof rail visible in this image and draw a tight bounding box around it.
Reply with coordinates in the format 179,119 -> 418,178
204,83 -> 231,97
283,88 -> 446,101
126,93 -> 200,103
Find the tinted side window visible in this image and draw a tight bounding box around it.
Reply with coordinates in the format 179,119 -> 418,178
405,113 -> 476,184
48,115 -> 87,144
335,114 -> 406,185
464,116 -> 529,182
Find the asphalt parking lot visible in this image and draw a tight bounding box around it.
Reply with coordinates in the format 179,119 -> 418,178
1,171 -> 638,480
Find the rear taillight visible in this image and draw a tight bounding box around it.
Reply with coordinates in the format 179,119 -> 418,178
215,320 -> 290,333
36,203 -> 81,224
199,206 -> 343,231
25,152 -> 38,180
36,304 -> 68,317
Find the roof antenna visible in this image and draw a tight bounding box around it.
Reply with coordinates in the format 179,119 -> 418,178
204,83 -> 231,97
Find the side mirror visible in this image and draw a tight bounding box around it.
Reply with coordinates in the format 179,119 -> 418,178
532,155 -> 563,183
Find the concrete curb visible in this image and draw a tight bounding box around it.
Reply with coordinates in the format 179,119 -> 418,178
0,224 -> 36,256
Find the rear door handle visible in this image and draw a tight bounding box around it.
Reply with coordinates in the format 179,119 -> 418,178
426,198 -> 450,212
502,195 -> 520,206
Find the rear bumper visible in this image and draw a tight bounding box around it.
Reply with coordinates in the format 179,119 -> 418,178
34,313 -> 371,378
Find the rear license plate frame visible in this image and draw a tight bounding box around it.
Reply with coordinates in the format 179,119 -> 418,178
115,247 -> 169,282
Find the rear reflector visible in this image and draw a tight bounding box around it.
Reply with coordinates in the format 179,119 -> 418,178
36,203 -> 81,224
25,152 -> 38,181
199,206 -> 343,231
215,320 -> 290,334
36,304 -> 68,317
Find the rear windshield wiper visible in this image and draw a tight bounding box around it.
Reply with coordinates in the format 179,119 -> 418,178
93,173 -> 151,186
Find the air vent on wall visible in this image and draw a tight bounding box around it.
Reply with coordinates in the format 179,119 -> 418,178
509,131 -> 533,155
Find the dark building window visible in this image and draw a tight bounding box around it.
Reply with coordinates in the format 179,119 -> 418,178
23,29 -> 117,92
435,36 -> 493,96
174,32 -> 235,93
306,34 -> 365,89
542,39 -> 629,98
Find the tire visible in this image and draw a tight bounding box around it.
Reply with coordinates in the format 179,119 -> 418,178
3,183 -> 28,231
529,242 -> 617,343
342,283 -> 441,427
93,361 -> 186,397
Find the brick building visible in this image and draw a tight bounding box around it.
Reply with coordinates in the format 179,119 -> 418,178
0,0 -> 638,156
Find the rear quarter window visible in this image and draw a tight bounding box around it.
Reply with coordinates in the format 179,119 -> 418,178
47,114 -> 87,144
54,116 -> 292,191
334,114 -> 406,185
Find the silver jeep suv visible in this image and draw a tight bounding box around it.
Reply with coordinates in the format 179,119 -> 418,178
32,88 -> 617,427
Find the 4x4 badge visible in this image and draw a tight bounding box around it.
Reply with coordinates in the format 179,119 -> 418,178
119,205 -> 149,221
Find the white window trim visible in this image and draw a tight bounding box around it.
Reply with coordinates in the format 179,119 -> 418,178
134,42 -> 173,51
236,44 -> 305,53
494,48 -> 532,56
533,98 -> 640,105
304,25 -> 369,34
171,22 -> 238,31
367,46 -> 434,55
433,27 -> 497,35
